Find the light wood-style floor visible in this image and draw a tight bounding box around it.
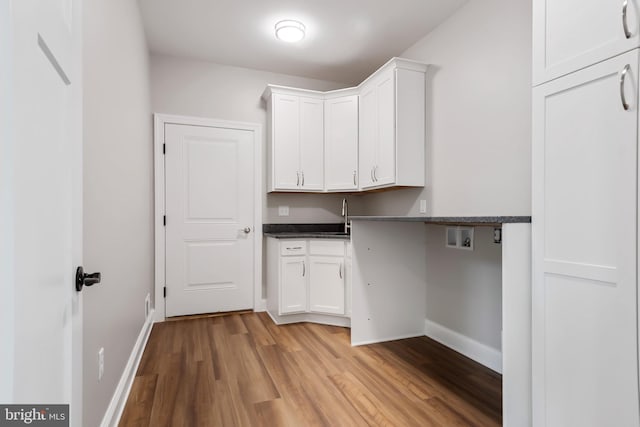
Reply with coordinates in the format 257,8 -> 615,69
119,312 -> 501,427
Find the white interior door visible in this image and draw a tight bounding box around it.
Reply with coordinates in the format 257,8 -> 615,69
3,0 -> 83,422
165,123 -> 255,317
532,49 -> 639,426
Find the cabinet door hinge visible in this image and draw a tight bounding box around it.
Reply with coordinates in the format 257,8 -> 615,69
163,286 -> 167,298
163,215 -> 166,226
163,143 -> 166,155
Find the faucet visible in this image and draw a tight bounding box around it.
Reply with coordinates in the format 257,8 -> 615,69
341,198 -> 351,234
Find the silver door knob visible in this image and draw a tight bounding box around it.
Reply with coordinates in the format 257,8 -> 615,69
242,227 -> 251,234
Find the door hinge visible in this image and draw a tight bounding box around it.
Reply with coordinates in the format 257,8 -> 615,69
163,215 -> 166,226
163,286 -> 167,298
163,143 -> 166,155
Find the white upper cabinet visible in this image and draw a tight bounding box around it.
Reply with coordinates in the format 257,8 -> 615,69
264,57 -> 427,193
271,94 -> 300,190
533,0 -> 640,85
359,60 -> 427,190
267,91 -> 324,192
299,97 -> 324,190
325,94 -> 359,191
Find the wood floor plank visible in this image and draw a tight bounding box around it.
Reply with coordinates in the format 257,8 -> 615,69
119,313 -> 502,427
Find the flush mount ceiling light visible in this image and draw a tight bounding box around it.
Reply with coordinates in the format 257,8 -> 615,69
275,20 -> 306,43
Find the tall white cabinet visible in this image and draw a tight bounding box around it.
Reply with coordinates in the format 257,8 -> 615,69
533,0 -> 640,85
533,3 -> 640,426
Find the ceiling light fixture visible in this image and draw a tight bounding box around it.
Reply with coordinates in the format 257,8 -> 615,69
275,20 -> 306,43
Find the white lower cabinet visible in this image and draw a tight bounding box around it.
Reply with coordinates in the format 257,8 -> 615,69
345,242 -> 352,316
280,256 -> 307,314
309,256 -> 345,315
267,237 -> 350,325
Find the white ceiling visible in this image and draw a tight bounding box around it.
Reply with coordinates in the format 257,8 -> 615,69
139,0 -> 467,84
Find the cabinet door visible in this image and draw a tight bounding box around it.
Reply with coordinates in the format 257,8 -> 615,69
280,256 -> 307,314
299,97 -> 324,191
532,50 -> 639,427
374,68 -> 396,186
272,94 -> 300,190
359,83 -> 377,189
345,255 -> 352,317
533,0 -> 640,85
325,95 -> 359,191
309,256 -> 345,315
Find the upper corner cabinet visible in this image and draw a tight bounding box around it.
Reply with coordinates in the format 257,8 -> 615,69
324,93 -> 359,191
264,88 -> 324,192
533,0 -> 640,85
358,59 -> 427,190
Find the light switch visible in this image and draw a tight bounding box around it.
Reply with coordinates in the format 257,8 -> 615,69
278,206 -> 289,216
419,200 -> 427,214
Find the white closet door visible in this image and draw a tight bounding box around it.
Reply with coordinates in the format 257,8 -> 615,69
532,49 -> 639,427
533,0 -> 640,85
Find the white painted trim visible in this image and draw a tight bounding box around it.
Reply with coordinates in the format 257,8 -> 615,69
266,310 -> 351,328
100,309 -> 155,427
424,318 -> 503,374
153,114 -> 263,322
351,333 -> 426,347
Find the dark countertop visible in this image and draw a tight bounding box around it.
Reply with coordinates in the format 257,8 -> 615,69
263,223 -> 351,240
264,232 -> 351,240
348,216 -> 531,225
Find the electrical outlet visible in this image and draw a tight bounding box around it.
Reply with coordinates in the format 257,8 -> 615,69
278,206 -> 289,216
419,200 -> 427,214
144,293 -> 151,319
98,348 -> 104,381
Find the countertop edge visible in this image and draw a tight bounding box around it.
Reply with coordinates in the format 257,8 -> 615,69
263,233 -> 351,240
348,216 -> 532,224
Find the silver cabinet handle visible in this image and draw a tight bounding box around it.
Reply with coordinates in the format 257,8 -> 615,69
296,171 -> 300,186
623,0 -> 632,39
373,165 -> 378,182
339,262 -> 343,279
240,227 -> 251,234
620,64 -> 631,110
302,261 -> 306,277
301,171 -> 305,187
370,167 -> 374,182
286,246 -> 303,250
353,171 -> 357,186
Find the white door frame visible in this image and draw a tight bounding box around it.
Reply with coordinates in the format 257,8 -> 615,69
153,114 -> 264,321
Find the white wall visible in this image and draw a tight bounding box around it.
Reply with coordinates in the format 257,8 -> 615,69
150,54 -> 365,224
83,0 -> 153,426
362,0 -> 532,217
0,0 -> 13,402
425,225 -> 502,350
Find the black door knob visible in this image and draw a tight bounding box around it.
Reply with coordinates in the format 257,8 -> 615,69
75,266 -> 101,292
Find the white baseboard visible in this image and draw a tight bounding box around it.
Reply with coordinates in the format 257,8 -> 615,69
351,333 -> 426,347
100,309 -> 155,427
254,298 -> 267,312
424,319 -> 502,374
266,309 -> 351,328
